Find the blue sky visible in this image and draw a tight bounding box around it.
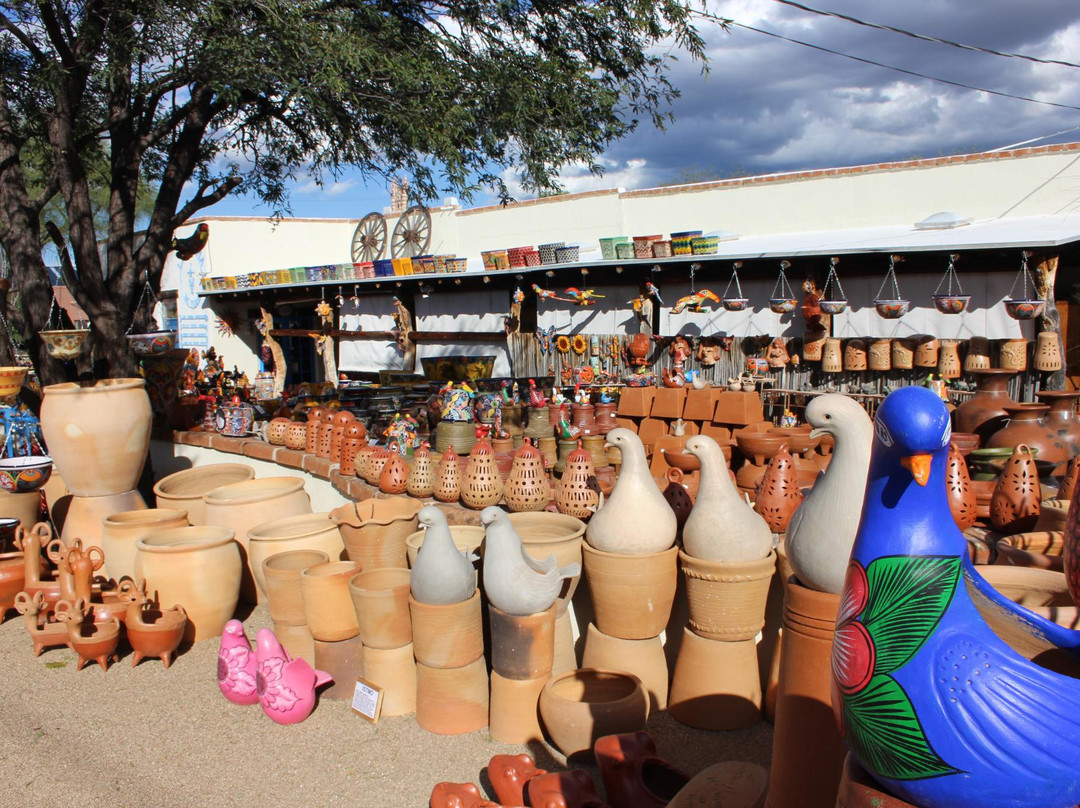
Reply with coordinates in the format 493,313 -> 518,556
204,0 -> 1080,220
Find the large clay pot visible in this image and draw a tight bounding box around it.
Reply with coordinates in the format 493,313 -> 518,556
203,476 -> 312,604
409,589 -> 484,668
101,507 -> 189,582
952,369 -> 1018,442
58,489 -> 147,549
246,512 -> 344,601
330,497 -> 421,570
363,642 -> 417,716
668,629 -> 762,731
679,550 -> 776,641
300,560 -> 361,641
986,404 -> 1069,473
262,549 -> 330,626
134,525 -> 242,643
538,668 -> 649,761
765,580 -> 844,808
582,544 -> 678,640
1037,390 -> 1080,461
153,463 -> 255,525
416,656 -> 489,735
348,567 -> 412,649
40,378 -> 152,497
581,622 -> 669,712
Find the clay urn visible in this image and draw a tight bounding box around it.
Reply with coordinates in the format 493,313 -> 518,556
986,403 -> 1069,474
754,446 -> 804,534
990,444 -> 1042,534
945,444 -> 978,532
952,369 -> 1018,441
1037,390 -> 1080,461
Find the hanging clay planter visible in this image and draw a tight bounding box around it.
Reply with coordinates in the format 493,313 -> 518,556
990,444 -> 1042,534
931,253 -> 971,313
330,497 -> 421,569
946,445 -> 978,532
378,453 -> 410,495
433,446 -> 461,503
504,440 -> 551,512
246,512 -> 345,600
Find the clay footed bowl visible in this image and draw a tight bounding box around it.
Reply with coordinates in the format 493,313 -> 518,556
661,449 -> 700,472
735,431 -> 787,466
768,427 -> 820,456
538,668 -> 649,761
0,455 -> 53,493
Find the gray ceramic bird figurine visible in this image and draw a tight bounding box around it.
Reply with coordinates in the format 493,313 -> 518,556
410,506 -> 478,605
480,507 -> 580,616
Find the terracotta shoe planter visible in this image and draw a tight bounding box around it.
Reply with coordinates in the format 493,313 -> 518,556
273,621 -> 315,664
489,603 -> 556,680
489,671 -> 548,743
582,543 -> 679,639
300,560 -> 361,641
416,656 -> 489,735
511,511 -> 586,615
203,476 -> 312,604
134,525 -> 242,643
363,642 -> 417,717
314,634 -> 366,700
835,754 -> 918,808
669,629 -> 762,730
101,508 -> 189,582
765,580 -> 844,808
409,590 -> 484,668
330,497 -> 421,570
349,567 -> 412,649
487,754 -> 548,807
263,549 -> 330,626
153,463 -> 255,526
60,490 -> 147,549
538,668 -> 650,761
40,378 -> 152,497
680,550 -> 776,641
429,782 -> 500,808
247,512 -> 345,600
594,731 -> 690,808
581,621 -> 669,712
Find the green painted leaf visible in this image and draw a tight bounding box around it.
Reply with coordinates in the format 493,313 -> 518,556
842,674 -> 958,781
861,555 -> 961,675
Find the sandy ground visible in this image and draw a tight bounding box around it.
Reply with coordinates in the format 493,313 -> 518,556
0,601 -> 774,808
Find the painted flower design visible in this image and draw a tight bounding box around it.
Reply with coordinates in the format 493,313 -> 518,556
257,656 -> 300,713
832,560 -> 874,696
218,645 -> 256,697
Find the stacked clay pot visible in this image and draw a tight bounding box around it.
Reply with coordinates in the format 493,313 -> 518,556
329,497 -> 421,570
582,429 -> 678,712
346,567 -> 417,713
246,513 -> 345,602
489,602 -> 556,744
101,508 -> 189,582
262,548 -> 330,664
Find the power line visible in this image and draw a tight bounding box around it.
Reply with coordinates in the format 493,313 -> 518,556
693,10 -> 1080,113
771,0 -> 1080,70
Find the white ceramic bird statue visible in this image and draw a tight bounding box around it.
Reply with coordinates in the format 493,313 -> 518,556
586,428 -> 676,554
784,393 -> 873,593
683,434 -> 772,562
480,507 -> 580,616
690,370 -> 708,390
410,505 -> 478,605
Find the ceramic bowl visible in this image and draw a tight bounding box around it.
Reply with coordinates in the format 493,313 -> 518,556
538,668 -> 649,760
768,427 -> 820,456
874,299 -> 910,319
1004,299 -> 1045,320
949,432 -> 980,456
735,431 -> 787,465
818,299 -> 848,315
932,294 -> 971,314
0,366 -> 27,398
721,298 -> 749,312
0,455 -> 53,493
769,298 -> 798,314
127,331 -> 177,356
662,449 -> 700,472
994,531 -> 1064,571
39,329 -> 89,360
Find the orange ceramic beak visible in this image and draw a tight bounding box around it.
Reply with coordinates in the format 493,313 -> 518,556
901,454 -> 932,486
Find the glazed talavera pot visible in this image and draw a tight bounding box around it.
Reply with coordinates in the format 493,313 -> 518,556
40,378 -> 152,497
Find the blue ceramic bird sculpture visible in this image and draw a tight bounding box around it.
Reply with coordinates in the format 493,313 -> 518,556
832,385 -> 1080,808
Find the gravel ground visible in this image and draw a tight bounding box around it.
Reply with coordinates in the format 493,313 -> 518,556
0,602 -> 773,807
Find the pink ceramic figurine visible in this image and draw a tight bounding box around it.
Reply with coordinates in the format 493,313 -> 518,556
255,628 -> 332,725
217,619 -> 258,705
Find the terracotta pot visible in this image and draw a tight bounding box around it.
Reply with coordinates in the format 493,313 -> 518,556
766,580 -> 844,808
994,531 -> 1064,570
378,453 -> 410,495
489,603 -> 556,680
330,497 -> 421,570
40,378 -> 152,497
416,657 -> 489,735
272,621 -> 315,664
153,463 -> 256,526
952,369 -> 1018,442
1000,337 -> 1029,371
247,512 -> 344,601
987,404 -> 1069,473
300,560 -> 361,641
313,634 -> 365,700
59,489 -> 147,549
263,549 -> 331,626
363,642 -> 417,716
510,511 -> 586,616
203,476 -> 312,604
538,668 -> 650,761
1036,497 -> 1069,532
406,525 -> 484,569
582,544 -> 679,639
283,422 -> 308,451
348,567 -> 412,649
552,610 -> 577,677
1035,330 -> 1063,372
581,621 -> 669,711
835,754 -> 918,808
490,671 -> 547,743
679,550 -> 776,641
409,589 -> 484,668
134,525 -> 242,643
668,630 -> 762,731
101,508 -> 189,582
1037,390 -> 1080,461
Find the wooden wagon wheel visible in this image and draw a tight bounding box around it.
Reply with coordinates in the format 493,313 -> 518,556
351,212 -> 387,262
390,205 -> 431,258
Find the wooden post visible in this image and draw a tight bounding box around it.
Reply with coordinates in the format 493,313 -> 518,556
1034,253 -> 1064,390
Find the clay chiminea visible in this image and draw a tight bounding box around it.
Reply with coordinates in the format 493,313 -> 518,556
754,445 -> 803,534
54,598 -> 121,671
118,579 -> 187,668
990,444 -> 1042,534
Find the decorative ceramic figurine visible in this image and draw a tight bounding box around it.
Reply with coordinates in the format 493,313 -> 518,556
989,444 -> 1041,534
682,435 -> 772,562
255,627 -> 333,725
945,444 -> 978,532
54,598 -> 121,672
833,385 -> 1080,808
480,507 -> 580,616
410,506 -> 478,605
784,393 -> 873,594
586,428 -> 676,555
754,446 -> 804,534
218,619 -> 259,705
118,579 -> 187,668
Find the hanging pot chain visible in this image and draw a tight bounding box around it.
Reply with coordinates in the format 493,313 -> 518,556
823,256 -> 845,301
875,254 -> 904,300
772,259 -> 795,299
934,253 -> 964,296
127,278 -> 160,335
723,261 -> 744,299
1007,250 -> 1037,300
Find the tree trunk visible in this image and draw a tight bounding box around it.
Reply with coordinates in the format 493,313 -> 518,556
1035,254 -> 1064,390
